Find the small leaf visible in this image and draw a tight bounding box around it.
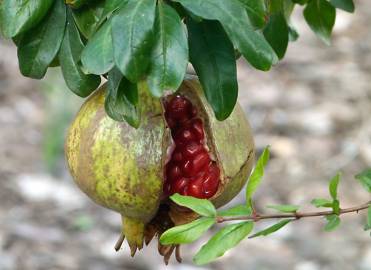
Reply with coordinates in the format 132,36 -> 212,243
311,198 -> 333,208
237,0 -> 266,29
249,219 -> 291,238
81,19 -> 114,75
105,67 -> 140,127
59,11 -> 101,97
267,204 -> 300,213
355,169 -> 371,193
246,146 -> 270,207
288,24 -> 299,41
170,194 -> 216,217
188,19 -> 238,120
160,217 -> 215,245
193,222 -> 253,265
263,12 -> 289,60
364,205 -> 371,233
330,0 -> 355,13
303,0 -> 336,45
218,205 -> 252,217
112,0 -> 156,82
72,1 -> 105,39
147,2 -> 188,97
332,199 -> 340,215
0,0 -> 54,38
329,173 -> 341,200
324,214 -> 341,231
17,0 -> 66,79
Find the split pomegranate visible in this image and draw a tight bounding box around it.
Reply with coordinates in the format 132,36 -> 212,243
163,95 -> 220,199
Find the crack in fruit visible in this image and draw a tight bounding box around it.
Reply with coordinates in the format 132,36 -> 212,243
163,95 -> 220,199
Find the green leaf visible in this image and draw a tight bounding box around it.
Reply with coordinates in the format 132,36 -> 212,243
59,11 -> 101,97
249,219 -> 291,238
288,24 -> 299,41
97,0 -> 127,26
237,0 -> 266,29
188,19 -> 237,120
81,19 -> 114,75
66,0 -> 89,9
330,0 -> 355,13
105,67 -> 140,127
263,12 -> 289,60
324,214 -> 341,231
146,3 -> 188,97
170,193 -> 216,217
246,146 -> 270,207
329,173 -> 341,200
0,0 -> 54,38
112,0 -> 156,83
175,0 -> 277,71
267,204 -> 300,213
332,199 -> 340,215
193,221 -> 253,265
160,217 -> 215,245
311,198 -> 333,208
364,205 -> 371,233
72,1 -> 105,39
303,0 -> 336,45
355,169 -> 371,193
292,0 -> 308,4
17,0 -> 66,79
218,205 -> 252,217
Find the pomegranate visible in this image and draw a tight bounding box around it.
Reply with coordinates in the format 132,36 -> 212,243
65,77 -> 255,263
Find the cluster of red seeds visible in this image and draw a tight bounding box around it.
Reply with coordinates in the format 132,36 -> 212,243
163,95 -> 220,199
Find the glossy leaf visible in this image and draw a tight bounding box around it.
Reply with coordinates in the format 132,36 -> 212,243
218,205 -> 252,217
324,214 -> 341,231
160,217 -> 215,245
263,12 -> 289,59
329,173 -> 341,200
147,2 -> 188,97
18,0 -> 66,79
237,0 -> 266,29
311,198 -> 333,208
59,11 -> 101,97
188,19 -> 237,120
81,19 -> 114,75
304,0 -> 336,45
72,1 -> 105,39
355,169 -> 371,193
193,222 -> 253,265
112,0 -> 156,82
175,0 -> 277,71
105,67 -> 140,127
170,194 -> 216,217
249,219 -> 291,238
330,0 -> 355,13
267,204 -> 300,213
246,146 -> 270,207
0,0 -> 54,38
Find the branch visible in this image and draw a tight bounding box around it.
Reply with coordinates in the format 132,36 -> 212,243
216,201 -> 371,223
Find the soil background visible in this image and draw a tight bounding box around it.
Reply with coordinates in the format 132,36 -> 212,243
0,1 -> 370,270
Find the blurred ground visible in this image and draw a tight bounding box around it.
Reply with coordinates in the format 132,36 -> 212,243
0,1 -> 370,270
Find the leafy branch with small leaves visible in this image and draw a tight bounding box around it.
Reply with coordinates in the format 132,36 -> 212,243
160,147 -> 371,265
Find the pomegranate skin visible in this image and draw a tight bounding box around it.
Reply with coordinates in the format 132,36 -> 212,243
64,77 -> 255,256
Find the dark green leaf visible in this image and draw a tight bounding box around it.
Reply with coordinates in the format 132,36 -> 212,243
193,222 -> 253,265
146,3 -> 188,97
81,19 -> 114,75
237,0 -> 266,29
311,198 -> 333,208
0,0 -> 54,38
66,0 -> 89,9
330,0 -> 355,13
105,67 -> 140,127
355,169 -> 371,193
218,205 -> 252,217
18,0 -> 66,79
112,0 -> 156,82
288,24 -> 299,41
160,217 -> 215,245
324,214 -> 341,231
364,205 -> 371,233
292,0 -> 308,4
329,173 -> 341,200
170,194 -> 216,217
175,0 -> 278,71
188,19 -> 237,120
72,1 -> 105,39
267,204 -> 300,213
246,146 -> 270,207
263,12 -> 289,59
303,0 -> 336,45
98,0 -> 127,26
249,219 -> 291,238
59,11 -> 101,97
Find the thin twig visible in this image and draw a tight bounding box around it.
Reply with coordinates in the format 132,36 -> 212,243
216,201 -> 371,223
